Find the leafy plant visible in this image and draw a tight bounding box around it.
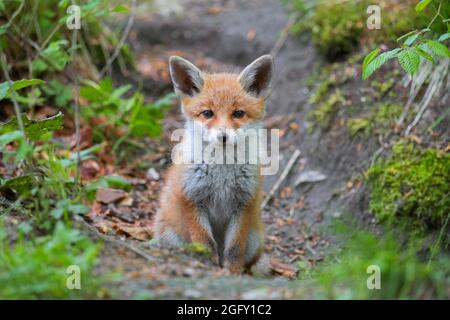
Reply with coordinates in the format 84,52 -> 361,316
80,78 -> 173,145
0,221 -> 105,299
362,0 -> 450,79
318,222 -> 450,299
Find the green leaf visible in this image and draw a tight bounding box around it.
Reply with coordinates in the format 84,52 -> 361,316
363,48 -> 380,74
439,33 -> 450,42
103,175 -> 132,192
404,34 -> 419,46
112,5 -> 129,13
0,112 -> 64,141
425,40 -> 450,57
414,47 -> 435,63
0,175 -> 34,194
0,79 -> 45,100
397,49 -> 421,75
415,0 -> 432,12
362,48 -> 401,80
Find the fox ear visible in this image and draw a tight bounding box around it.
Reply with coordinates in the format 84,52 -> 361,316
239,55 -> 274,99
169,56 -> 204,96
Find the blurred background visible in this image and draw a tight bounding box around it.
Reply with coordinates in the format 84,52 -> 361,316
0,0 -> 449,299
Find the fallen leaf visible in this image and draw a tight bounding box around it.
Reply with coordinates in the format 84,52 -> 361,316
96,188 -> 128,204
207,6 -> 224,15
247,30 -> 256,41
113,224 -> 153,241
294,170 -> 327,187
270,258 -> 297,279
80,159 -> 101,180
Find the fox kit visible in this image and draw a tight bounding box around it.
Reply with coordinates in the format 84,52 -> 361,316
155,55 -> 274,274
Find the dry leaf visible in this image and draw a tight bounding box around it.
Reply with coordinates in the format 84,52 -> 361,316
113,224 -> 153,241
270,258 -> 297,279
246,30 -> 256,41
96,188 -> 128,204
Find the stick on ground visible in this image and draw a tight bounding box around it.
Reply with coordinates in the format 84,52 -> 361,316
261,149 -> 301,210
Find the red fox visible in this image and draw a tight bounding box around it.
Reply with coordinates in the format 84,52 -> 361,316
155,55 -> 274,274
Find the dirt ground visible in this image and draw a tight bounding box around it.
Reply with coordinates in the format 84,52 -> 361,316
89,0 -> 380,299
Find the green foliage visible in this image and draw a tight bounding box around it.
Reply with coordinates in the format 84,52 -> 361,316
308,89 -> 345,128
84,175 -> 132,201
0,222 -> 104,299
285,0 -> 423,60
0,0 -> 133,110
308,78 -> 334,104
0,130 -> 32,165
318,223 -> 450,299
80,78 -> 173,144
311,1 -> 363,59
347,103 -> 403,137
0,112 -> 64,141
42,80 -> 73,109
0,79 -> 45,100
367,141 -> 450,227
362,1 -> 450,79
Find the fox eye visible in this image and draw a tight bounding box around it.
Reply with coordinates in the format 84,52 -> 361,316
232,110 -> 245,118
201,110 -> 214,119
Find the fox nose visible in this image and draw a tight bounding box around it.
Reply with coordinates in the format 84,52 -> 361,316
217,132 -> 227,144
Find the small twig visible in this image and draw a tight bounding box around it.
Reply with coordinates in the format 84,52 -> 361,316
68,10 -> 82,186
261,149 -> 301,210
0,54 -> 24,134
270,13 -> 297,57
4,0 -> 25,30
305,242 -> 317,256
99,0 -> 136,78
73,215 -> 156,262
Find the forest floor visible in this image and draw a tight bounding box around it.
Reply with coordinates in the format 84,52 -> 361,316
84,0 -> 380,299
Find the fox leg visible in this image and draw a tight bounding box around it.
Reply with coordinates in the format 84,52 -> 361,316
155,193 -> 218,258
223,184 -> 264,274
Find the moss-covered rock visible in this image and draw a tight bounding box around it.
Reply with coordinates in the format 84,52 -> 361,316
367,141 -> 450,228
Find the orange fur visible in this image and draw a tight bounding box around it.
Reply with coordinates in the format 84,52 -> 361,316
155,56 -> 272,274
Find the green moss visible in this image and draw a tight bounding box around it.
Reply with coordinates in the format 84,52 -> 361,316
371,79 -> 395,96
311,2 -> 363,59
347,103 -> 403,137
308,90 -> 346,128
309,78 -> 334,104
367,141 -> 450,228
347,118 -> 371,136
285,0 -> 424,60
182,242 -> 212,257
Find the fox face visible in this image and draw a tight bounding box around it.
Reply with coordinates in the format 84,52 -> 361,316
169,55 -> 274,146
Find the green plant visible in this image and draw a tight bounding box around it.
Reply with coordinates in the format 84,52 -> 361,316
318,222 -> 450,299
0,221 -> 105,299
80,78 -> 174,147
363,1 -> 450,79
285,0 -> 422,60
308,89 -> 346,128
347,103 -> 403,137
0,0 -> 133,110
